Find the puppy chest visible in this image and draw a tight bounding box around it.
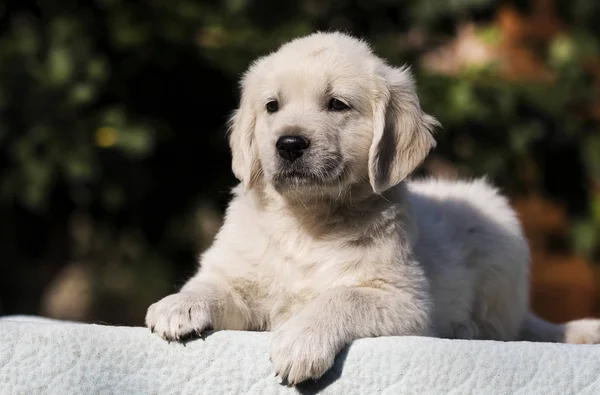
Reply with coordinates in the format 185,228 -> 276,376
264,241 -> 362,288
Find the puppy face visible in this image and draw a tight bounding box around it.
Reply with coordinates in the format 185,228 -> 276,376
228,32 -> 439,196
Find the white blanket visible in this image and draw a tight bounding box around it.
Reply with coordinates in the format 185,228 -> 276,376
1,315 -> 600,394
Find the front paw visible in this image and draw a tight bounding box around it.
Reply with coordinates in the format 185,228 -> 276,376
270,323 -> 339,386
145,291 -> 212,341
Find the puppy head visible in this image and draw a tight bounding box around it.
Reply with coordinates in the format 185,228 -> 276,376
228,32 -> 438,195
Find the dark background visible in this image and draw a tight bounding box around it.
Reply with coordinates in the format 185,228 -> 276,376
1,0 -> 599,326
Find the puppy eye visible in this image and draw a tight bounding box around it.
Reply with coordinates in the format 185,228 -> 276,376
328,98 -> 349,111
266,100 -> 279,113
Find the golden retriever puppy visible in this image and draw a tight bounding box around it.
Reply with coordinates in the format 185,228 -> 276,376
146,32 -> 600,385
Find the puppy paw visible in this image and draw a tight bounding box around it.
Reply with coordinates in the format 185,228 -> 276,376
145,291 -> 212,341
270,322 -> 339,386
564,319 -> 600,344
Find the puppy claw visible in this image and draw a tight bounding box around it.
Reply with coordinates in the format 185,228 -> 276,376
145,292 -> 212,342
270,325 -> 337,386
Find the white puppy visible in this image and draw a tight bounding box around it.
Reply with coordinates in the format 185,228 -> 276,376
146,32 -> 600,385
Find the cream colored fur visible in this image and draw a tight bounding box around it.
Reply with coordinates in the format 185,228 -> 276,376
146,32 -> 600,385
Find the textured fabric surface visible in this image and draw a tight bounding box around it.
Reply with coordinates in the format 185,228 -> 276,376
1,315 -> 600,394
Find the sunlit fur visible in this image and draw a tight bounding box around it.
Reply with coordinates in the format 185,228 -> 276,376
146,31 -> 600,386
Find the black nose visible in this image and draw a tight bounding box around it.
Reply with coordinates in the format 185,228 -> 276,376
276,135 -> 310,162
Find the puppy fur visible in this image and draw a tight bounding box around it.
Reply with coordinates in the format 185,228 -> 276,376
146,32 -> 600,385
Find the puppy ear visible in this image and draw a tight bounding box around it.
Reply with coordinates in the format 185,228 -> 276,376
368,65 -> 439,193
227,84 -> 262,189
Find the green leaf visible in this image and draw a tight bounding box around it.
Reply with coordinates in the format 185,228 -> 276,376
115,126 -> 155,157
48,47 -> 73,85
571,219 -> 599,257
70,83 -> 96,105
87,58 -> 109,81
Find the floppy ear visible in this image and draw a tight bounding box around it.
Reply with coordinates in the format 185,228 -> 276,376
368,65 -> 439,193
227,85 -> 262,189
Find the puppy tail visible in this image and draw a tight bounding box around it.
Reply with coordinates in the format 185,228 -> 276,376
519,312 -> 600,344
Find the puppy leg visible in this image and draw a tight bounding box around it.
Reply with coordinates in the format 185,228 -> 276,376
270,286 -> 431,385
146,274 -> 252,341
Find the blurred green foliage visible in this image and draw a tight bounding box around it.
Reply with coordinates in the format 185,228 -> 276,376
1,0 -> 599,324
